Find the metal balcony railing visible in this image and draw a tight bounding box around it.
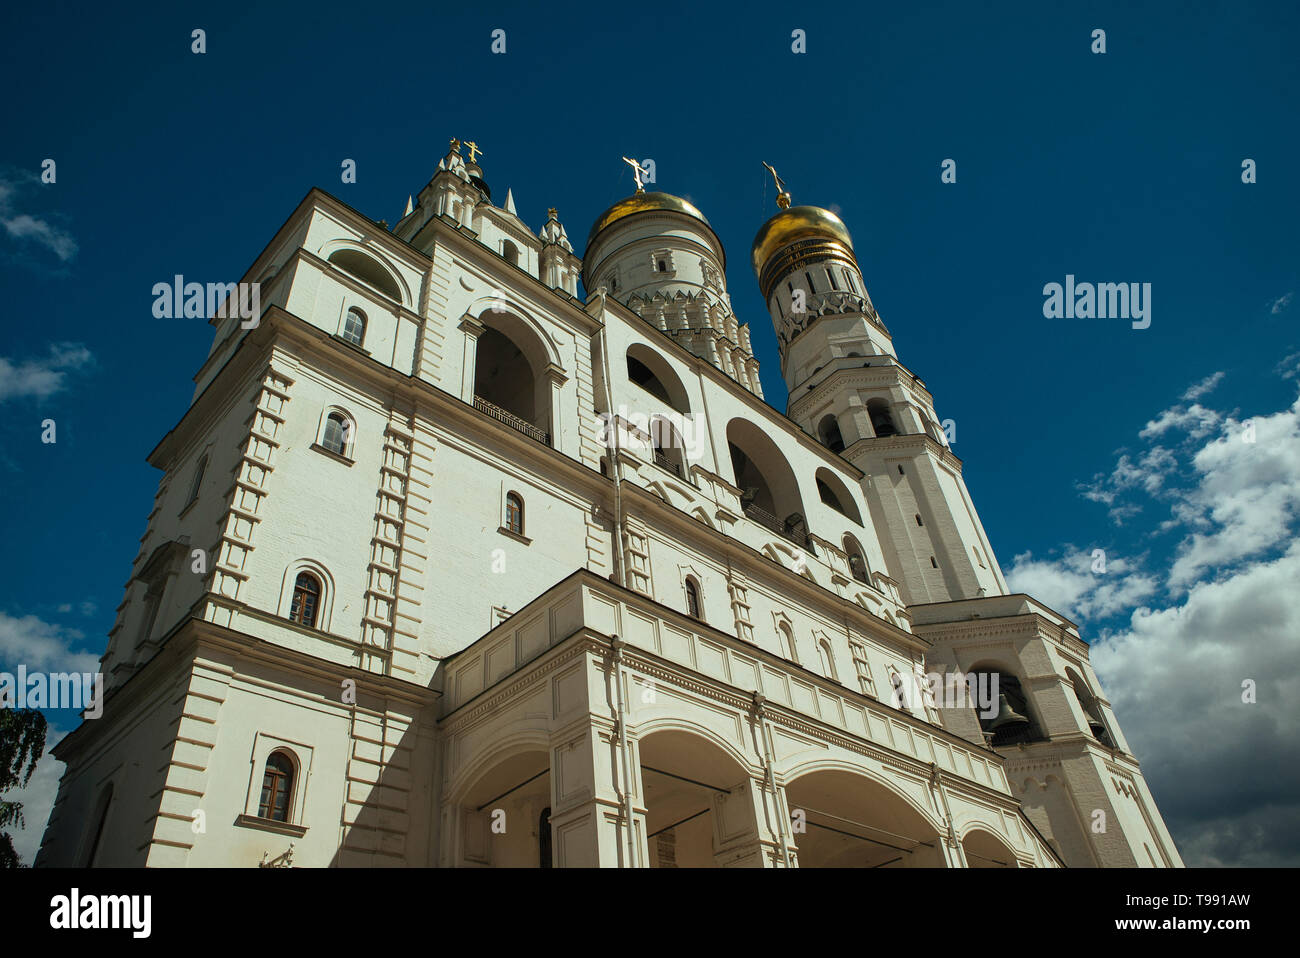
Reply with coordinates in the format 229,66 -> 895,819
653,450 -> 683,478
473,395 -> 551,446
743,502 -> 815,553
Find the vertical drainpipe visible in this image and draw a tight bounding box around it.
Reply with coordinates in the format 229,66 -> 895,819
930,762 -> 967,867
611,636 -> 639,867
753,693 -> 793,867
592,301 -> 625,587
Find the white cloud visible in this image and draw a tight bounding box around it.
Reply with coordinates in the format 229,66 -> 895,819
0,170 -> 78,263
0,342 -> 93,403
1269,291 -> 1293,315
1050,367 -> 1300,864
1006,547 -> 1158,621
1181,371 -> 1225,402
1076,446 -> 1179,522
1164,401 -> 1300,589
0,611 -> 98,674
1139,402 -> 1221,440
1091,543 -> 1300,866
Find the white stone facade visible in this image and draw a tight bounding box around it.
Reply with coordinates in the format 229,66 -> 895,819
35,143 -> 1182,868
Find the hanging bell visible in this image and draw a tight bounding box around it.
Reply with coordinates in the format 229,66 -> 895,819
987,693 -> 1030,731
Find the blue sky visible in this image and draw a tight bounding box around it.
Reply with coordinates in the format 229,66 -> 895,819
2,1 -> 1298,865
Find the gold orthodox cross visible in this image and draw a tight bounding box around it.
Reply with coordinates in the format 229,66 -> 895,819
622,156 -> 648,192
464,141 -> 483,163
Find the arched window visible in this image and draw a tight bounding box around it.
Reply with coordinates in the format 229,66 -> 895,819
505,492 -> 524,535
684,577 -> 702,620
817,637 -> 838,681
342,307 -> 366,347
777,621 -> 797,663
727,418 -> 808,548
626,345 -> 691,414
817,414 -> 845,453
815,468 -> 862,525
868,398 -> 898,437
650,416 -> 686,478
185,455 -> 208,507
539,807 -> 552,868
289,572 -> 321,627
85,784 -> 114,866
321,411 -> 351,456
327,248 -> 402,302
843,534 -> 870,584
258,751 -> 295,822
502,240 -> 520,267
1067,668 -> 1113,746
472,317 -> 553,444
978,670 -> 1045,746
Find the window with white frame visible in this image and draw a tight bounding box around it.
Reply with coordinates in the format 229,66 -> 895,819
316,407 -> 356,460
341,306 -> 366,347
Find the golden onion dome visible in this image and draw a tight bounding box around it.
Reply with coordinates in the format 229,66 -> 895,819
586,191 -> 712,249
751,205 -> 855,278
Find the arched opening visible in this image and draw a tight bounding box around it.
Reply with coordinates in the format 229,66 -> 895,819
973,666 -> 1046,747
539,807 -> 552,868
962,828 -> 1018,868
684,576 -> 702,620
785,769 -> 946,867
842,534 -> 870,584
726,418 -> 809,549
84,783 -> 114,866
816,637 -> 838,681
185,454 -> 207,507
650,415 -> 687,478
817,414 -> 845,453
815,468 -> 862,525
867,398 -> 898,438
777,621 -> 798,664
450,748 -> 551,867
626,344 -> 690,414
1066,668 -> 1113,746
327,248 -> 402,302
639,730 -> 755,868
472,314 -> 553,444
502,240 -> 520,267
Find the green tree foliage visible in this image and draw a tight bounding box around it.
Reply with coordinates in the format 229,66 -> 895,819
1,709 -> 48,868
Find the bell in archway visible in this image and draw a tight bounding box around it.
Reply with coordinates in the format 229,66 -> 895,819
987,693 -> 1030,731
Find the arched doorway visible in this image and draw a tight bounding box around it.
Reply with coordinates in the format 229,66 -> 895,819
448,748 -> 551,867
638,729 -> 762,868
784,768 -> 947,867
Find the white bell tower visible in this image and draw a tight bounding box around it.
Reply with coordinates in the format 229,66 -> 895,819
751,170 -> 1006,605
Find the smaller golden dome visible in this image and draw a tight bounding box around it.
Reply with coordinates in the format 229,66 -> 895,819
587,192 -> 711,248
751,205 -> 855,278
